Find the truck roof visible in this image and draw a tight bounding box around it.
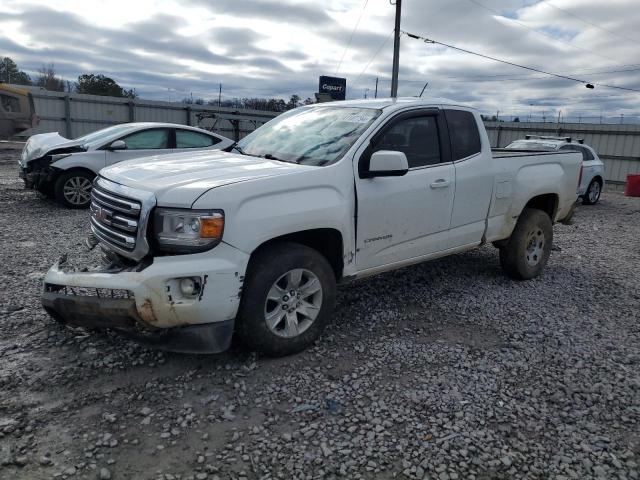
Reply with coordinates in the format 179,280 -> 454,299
312,97 -> 476,111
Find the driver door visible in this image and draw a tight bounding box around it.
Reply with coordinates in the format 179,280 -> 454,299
105,128 -> 172,166
354,110 -> 455,270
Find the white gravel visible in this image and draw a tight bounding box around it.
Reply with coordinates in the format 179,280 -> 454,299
0,144 -> 639,480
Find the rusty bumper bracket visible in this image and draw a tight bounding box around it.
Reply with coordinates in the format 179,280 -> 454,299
42,292 -> 234,354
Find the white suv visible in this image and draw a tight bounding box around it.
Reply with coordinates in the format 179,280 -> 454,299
506,136 -> 605,205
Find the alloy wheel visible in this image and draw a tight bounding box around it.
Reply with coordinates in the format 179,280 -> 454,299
264,268 -> 323,338
63,176 -> 92,206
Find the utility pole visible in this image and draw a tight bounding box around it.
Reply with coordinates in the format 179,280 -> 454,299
218,84 -> 222,107
374,77 -> 379,98
390,0 -> 402,98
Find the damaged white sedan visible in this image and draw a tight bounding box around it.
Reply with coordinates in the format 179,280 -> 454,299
19,122 -> 233,208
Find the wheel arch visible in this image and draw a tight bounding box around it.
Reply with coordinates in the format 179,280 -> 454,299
523,193 -> 559,220
55,166 -> 97,179
248,228 -> 344,280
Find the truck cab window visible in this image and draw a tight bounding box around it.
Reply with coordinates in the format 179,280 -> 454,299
445,110 -> 481,160
374,116 -> 441,168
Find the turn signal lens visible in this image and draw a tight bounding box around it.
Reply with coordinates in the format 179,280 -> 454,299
201,217 -> 224,238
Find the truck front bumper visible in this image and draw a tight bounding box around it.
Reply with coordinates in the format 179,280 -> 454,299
41,243 -> 250,354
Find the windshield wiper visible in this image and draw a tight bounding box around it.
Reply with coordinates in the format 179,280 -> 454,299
224,143 -> 249,155
263,153 -> 299,164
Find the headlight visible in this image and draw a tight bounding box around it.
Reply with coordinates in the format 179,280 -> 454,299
153,208 -> 224,254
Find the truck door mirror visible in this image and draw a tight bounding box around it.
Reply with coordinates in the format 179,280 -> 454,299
363,150 -> 409,178
108,140 -> 127,150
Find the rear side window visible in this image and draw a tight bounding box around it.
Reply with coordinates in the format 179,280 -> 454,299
122,129 -> 170,150
444,110 -> 481,160
176,130 -> 220,148
561,144 -> 594,161
581,146 -> 595,160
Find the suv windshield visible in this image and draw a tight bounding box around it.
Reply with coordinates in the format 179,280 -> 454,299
506,140 -> 559,151
236,106 -> 381,166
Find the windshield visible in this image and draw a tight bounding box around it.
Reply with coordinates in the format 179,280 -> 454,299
74,124 -> 135,147
506,140 -> 559,151
236,106 -> 381,166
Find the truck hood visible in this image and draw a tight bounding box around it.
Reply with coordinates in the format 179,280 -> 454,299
21,132 -> 84,163
100,150 -> 311,207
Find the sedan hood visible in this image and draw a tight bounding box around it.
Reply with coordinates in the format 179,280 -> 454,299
21,132 -> 84,164
100,150 -> 310,207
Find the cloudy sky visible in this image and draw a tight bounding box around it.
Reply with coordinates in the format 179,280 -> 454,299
2,0 -> 639,121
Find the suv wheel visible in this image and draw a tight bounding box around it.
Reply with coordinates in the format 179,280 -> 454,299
582,178 -> 602,205
237,242 -> 336,357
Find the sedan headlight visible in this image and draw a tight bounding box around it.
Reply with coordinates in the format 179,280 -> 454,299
153,208 -> 224,254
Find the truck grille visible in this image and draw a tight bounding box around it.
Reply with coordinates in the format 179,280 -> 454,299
89,177 -> 155,261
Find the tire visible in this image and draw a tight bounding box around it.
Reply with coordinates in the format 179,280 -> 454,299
582,178 -> 602,205
237,242 -> 337,357
54,171 -> 94,208
499,208 -> 553,280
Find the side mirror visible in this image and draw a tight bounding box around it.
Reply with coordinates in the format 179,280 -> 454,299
363,150 -> 409,178
108,140 -> 127,150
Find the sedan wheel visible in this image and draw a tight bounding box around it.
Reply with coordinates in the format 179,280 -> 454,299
54,171 -> 95,208
63,176 -> 93,206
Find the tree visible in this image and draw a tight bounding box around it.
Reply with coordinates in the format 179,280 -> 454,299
35,63 -> 65,91
0,57 -> 31,85
513,117 -> 520,122
75,74 -> 136,98
303,97 -> 315,105
286,94 -> 301,110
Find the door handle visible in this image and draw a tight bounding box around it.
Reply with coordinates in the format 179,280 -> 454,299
430,179 -> 450,188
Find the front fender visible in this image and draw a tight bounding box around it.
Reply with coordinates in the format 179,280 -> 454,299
50,151 -> 106,175
192,163 -> 355,259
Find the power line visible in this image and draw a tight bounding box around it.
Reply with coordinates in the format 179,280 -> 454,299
465,0 -> 624,65
538,0 -> 640,46
352,29 -> 394,86
402,30 -> 640,93
367,66 -> 640,84
336,0 -> 369,75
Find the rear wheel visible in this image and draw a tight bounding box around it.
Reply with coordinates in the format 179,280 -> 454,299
237,242 -> 336,357
54,171 -> 94,208
582,178 -> 601,205
499,208 -> 553,280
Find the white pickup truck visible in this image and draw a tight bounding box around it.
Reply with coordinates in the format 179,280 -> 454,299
42,98 -> 581,356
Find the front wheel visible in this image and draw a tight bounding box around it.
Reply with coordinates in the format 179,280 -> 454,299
499,208 -> 553,280
54,171 -> 94,208
237,242 -> 336,357
582,178 -> 602,205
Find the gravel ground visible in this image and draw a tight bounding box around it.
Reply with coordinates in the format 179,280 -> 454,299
1,143 -> 639,480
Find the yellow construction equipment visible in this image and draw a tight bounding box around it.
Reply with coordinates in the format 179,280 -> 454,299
0,83 -> 38,138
